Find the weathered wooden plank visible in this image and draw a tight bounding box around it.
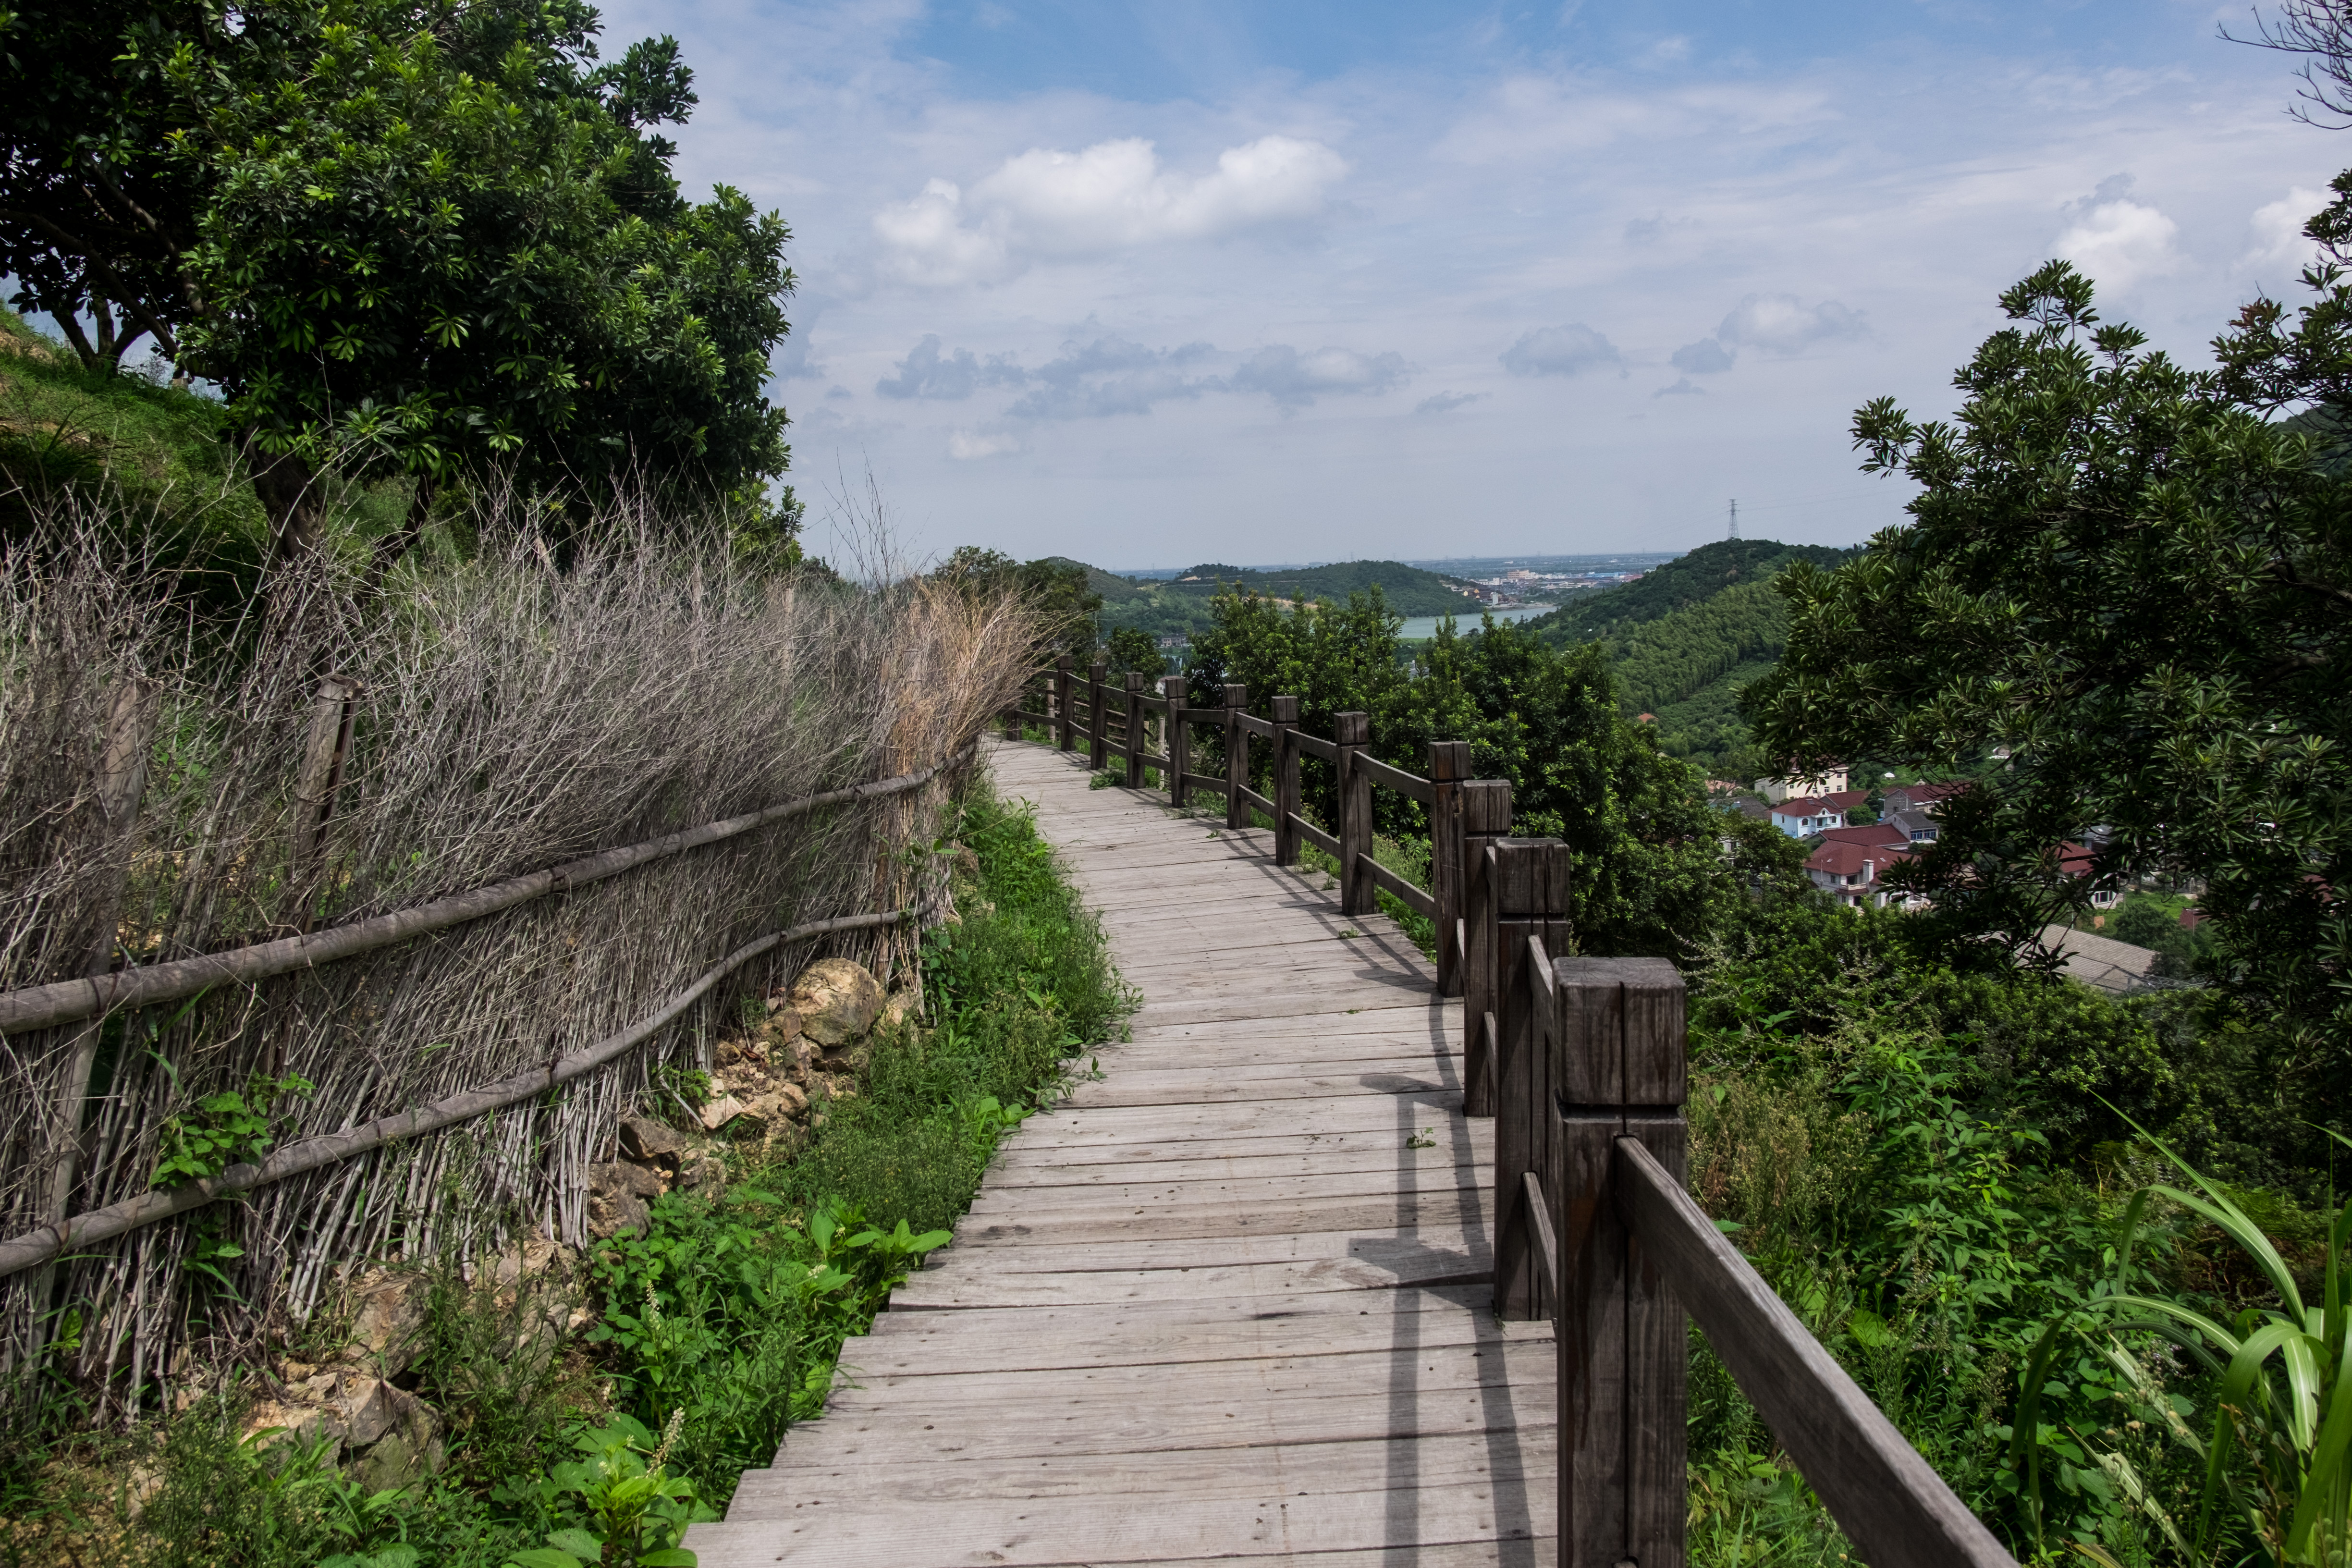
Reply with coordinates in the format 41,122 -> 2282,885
822,1330 -> 1556,1407
754,1380 -> 1544,1468
686,1473 -> 1552,1568
949,1190 -> 1496,1249
735,1428 -> 1557,1509
891,1253 -> 1492,1311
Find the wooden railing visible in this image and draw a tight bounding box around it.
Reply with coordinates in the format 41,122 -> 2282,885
1005,659 -> 1473,988
997,666 -> 2016,1568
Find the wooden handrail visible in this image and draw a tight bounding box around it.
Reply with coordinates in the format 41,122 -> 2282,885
1291,730 -> 1339,763
1359,854 -> 1435,918
1615,1139 -> 2016,1568
1357,753 -> 1433,806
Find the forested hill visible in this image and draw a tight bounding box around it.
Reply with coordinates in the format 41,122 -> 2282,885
1521,538 -> 1854,648
1081,557 -> 1485,640
1513,537 -> 1858,780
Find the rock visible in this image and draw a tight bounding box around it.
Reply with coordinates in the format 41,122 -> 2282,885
587,1187 -> 649,1240
678,1153 -> 727,1195
240,1374 -> 444,1490
588,1161 -> 662,1237
786,958 -> 884,1047
589,1161 -> 665,1201
343,1269 -> 428,1378
879,983 -> 922,1031
617,1115 -> 690,1166
480,1235 -> 576,1292
785,1037 -> 821,1085
699,1095 -> 749,1131
716,1039 -> 748,1066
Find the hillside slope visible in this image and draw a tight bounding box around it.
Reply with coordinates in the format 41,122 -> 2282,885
1522,537 -> 1852,648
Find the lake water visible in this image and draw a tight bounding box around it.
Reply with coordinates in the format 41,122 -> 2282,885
1396,604 -> 1555,641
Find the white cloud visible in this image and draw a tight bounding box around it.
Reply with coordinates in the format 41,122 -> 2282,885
872,179 -> 1013,287
1671,338 -> 1735,373
1714,294 -> 1869,355
1230,345 -> 1412,407
874,135 -> 1349,287
1499,323 -> 1624,377
948,430 -> 1019,460
1416,391 -> 1485,414
1654,378 -> 1704,398
2055,183 -> 2181,294
2246,186 -> 2328,276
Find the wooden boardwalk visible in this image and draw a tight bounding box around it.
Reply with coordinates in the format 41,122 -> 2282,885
687,740 -> 1556,1568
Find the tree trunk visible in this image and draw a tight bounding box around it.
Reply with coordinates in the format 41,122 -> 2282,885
249,443 -> 322,566
365,472 -> 437,591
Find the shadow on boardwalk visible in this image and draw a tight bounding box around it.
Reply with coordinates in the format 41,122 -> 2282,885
685,740 -> 1557,1568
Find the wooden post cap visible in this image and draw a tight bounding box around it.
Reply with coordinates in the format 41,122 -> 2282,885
1125,671 -> 1145,691
1463,778 -> 1512,833
1056,654 -> 1071,669
1224,683 -> 1247,706
1089,662 -> 1107,680
1430,740 -> 1472,781
1164,676 -> 1188,701
1334,710 -> 1369,745
1271,695 -> 1300,722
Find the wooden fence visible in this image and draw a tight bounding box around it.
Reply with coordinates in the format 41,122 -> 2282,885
999,665 -> 2017,1568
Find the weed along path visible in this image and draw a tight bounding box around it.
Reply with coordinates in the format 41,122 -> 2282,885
686,739 -> 1556,1567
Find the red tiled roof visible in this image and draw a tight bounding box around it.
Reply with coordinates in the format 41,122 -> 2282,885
1806,838 -> 1914,876
1810,822 -> 1911,849
1773,796 -> 1842,817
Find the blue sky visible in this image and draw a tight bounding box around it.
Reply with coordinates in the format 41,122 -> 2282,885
593,0 -> 2349,565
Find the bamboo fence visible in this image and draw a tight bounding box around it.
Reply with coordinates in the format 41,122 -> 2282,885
0,504 -> 1032,1423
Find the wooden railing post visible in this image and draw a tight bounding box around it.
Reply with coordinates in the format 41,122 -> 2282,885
1429,741 -> 1472,996
1271,696 -> 1301,865
1055,657 -> 1074,751
1223,684 -> 1248,831
1335,712 -> 1372,915
1460,779 -> 1512,1117
1551,957 -> 1689,1568
1123,673 -> 1146,789
1086,662 -> 1107,771
1492,838 -> 1571,1323
1165,676 -> 1190,808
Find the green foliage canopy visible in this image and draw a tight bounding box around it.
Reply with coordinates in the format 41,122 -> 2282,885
1745,262 -> 2352,1084
0,0 -> 798,561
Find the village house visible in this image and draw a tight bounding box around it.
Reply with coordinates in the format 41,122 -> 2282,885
1754,766 -> 1849,804
1768,787 -> 1872,838
1803,822 -> 1919,909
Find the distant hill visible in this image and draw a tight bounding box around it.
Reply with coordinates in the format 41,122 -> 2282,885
1521,538 -> 1854,649
1515,538 -> 1860,780
1079,557 -> 1487,640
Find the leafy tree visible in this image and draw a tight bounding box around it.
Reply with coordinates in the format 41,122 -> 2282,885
0,0 -> 798,567
931,547 -> 1102,664
1188,591 -> 1802,955
1103,626 -> 1167,681
1745,262 -> 2352,1098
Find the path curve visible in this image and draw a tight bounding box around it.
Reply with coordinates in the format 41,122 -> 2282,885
686,739 -> 1556,1567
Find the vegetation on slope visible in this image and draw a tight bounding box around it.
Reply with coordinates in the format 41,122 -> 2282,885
1523,538 -> 1852,649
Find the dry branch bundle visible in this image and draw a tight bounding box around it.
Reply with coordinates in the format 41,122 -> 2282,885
0,491 -> 1039,1423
